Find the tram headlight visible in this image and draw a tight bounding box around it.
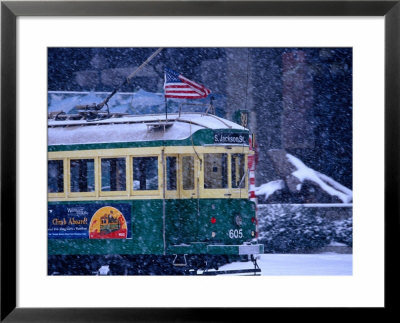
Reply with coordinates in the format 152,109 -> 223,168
235,215 -> 242,226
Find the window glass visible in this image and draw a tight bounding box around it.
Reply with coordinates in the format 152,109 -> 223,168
70,159 -> 95,192
166,156 -> 177,190
133,157 -> 158,190
182,156 -> 194,190
231,154 -> 246,188
101,158 -> 126,191
204,153 -> 228,189
48,160 -> 64,193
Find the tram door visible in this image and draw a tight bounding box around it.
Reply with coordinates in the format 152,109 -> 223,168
164,154 -> 198,244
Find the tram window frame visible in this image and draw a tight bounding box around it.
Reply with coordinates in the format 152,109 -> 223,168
69,158 -> 96,196
131,156 -> 160,195
166,156 -> 177,191
203,153 -> 228,189
48,159 -> 65,196
231,153 -> 246,189
100,157 -> 127,196
182,155 -> 195,191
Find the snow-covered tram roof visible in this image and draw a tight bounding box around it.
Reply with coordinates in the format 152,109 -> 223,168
48,113 -> 247,146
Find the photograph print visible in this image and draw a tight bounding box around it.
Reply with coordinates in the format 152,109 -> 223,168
47,47 -> 352,276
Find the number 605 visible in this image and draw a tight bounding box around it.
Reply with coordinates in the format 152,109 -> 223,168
228,229 -> 243,239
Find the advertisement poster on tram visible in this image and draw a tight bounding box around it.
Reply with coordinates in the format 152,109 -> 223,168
48,204 -> 132,239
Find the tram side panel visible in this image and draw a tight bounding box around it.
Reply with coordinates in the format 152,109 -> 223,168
131,199 -> 165,254
48,197 -> 257,257
165,199 -> 198,245
196,199 -> 257,247
163,198 -> 257,254
48,199 -> 166,256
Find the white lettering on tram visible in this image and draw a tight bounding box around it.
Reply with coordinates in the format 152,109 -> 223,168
228,229 -> 243,239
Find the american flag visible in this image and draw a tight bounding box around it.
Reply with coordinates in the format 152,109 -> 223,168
164,68 -> 211,99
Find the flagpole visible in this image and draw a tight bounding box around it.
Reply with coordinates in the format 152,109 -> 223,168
164,70 -> 168,122
165,96 -> 168,122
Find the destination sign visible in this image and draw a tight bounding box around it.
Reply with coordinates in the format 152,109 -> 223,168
214,132 -> 248,144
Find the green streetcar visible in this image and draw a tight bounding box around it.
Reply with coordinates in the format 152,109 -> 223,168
48,112 -> 263,275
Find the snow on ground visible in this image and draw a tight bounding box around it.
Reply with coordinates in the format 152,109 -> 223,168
217,253 -> 352,275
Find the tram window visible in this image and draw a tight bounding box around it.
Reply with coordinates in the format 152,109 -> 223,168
204,153 -> 228,189
231,154 -> 246,188
133,157 -> 158,190
48,160 -> 63,193
166,157 -> 177,190
101,158 -> 126,191
70,159 -> 95,192
182,156 -> 194,190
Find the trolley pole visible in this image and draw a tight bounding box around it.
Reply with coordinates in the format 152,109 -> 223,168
164,97 -> 168,122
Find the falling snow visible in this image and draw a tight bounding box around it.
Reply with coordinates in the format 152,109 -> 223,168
48,48 -> 352,275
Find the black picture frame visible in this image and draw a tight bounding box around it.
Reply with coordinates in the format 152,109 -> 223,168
1,1 -> 398,321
